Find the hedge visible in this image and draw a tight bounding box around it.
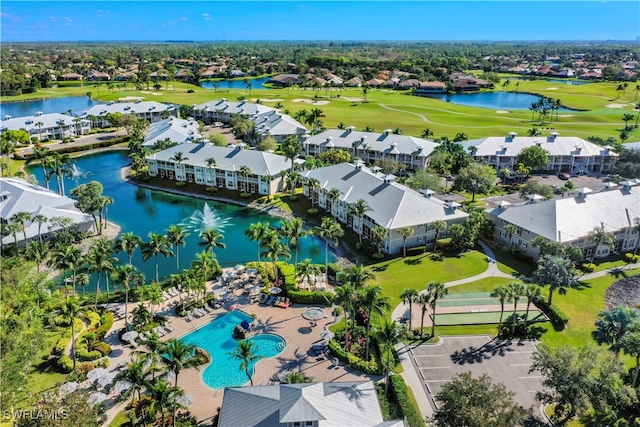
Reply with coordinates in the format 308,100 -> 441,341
389,375 -> 427,427
327,339 -> 381,375
14,135 -> 130,160
57,355 -> 74,373
624,253 -> 639,263
52,337 -> 70,356
534,298 -> 569,331
279,262 -> 334,306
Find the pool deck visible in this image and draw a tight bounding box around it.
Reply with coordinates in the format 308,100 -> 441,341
101,280 -> 374,425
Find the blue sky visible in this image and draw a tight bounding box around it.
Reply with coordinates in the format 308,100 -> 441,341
1,1 -> 639,42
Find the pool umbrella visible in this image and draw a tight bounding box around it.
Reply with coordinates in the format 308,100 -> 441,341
214,288 -> 227,297
96,371 -> 116,388
233,264 -> 245,272
176,394 -> 196,407
87,368 -> 107,382
122,331 -> 139,344
240,320 -> 251,331
319,330 -> 335,341
302,308 -> 325,321
87,392 -> 108,405
59,381 -> 78,395
246,269 -> 258,275
114,380 -> 133,394
162,370 -> 176,383
270,287 -> 282,295
249,285 -> 262,294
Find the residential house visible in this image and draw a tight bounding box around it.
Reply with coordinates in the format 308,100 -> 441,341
344,77 -> 362,87
366,78 -> 384,87
0,177 -> 95,246
459,132 -> 618,175
268,74 -> 301,87
304,128 -> 439,171
146,142 -> 291,196
302,162 -> 468,254
58,72 -> 84,81
142,117 -> 202,147
397,79 -> 421,90
1,112 -> 90,141
218,381 -> 405,427
81,101 -> 175,127
415,81 -> 447,95
86,70 -> 111,81
486,182 -> 640,260
194,99 -> 306,142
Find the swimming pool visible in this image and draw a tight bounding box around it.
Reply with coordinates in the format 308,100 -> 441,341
180,310 -> 285,389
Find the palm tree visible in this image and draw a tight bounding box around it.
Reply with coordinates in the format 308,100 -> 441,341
286,171 -> 302,197
376,318 -> 401,396
228,340 -> 265,386
325,187 -> 342,215
54,297 -> 84,370
399,288 -> 419,331
295,259 -> 320,287
30,145 -> 51,189
169,151 -> 188,165
261,234 -> 290,286
113,264 -> 144,326
281,135 -> 302,179
314,217 -> 344,283
621,330 -> 640,388
427,281 -> 448,338
306,177 -> 320,209
11,211 -> 31,244
244,222 -> 270,264
192,250 -> 219,293
64,246 -> 84,295
587,225 -> 615,261
199,228 -> 225,257
47,152 -> 74,196
281,372 -> 313,384
50,245 -> 72,295
622,113 -> 635,130
431,220 -> 447,252
25,241 -> 47,273
86,237 -> 117,305
284,218 -> 307,268
504,224 -> 518,246
491,284 -> 510,332
162,339 -> 200,387
417,292 -> 432,339
507,282 -> 526,335
522,284 -> 543,330
147,379 -> 185,427
115,232 -> 142,265
166,225 -> 189,270
399,227 -> 414,258
205,157 -> 217,185
359,285 -> 390,361
334,283 -> 356,351
339,265 -> 375,289
32,214 -> 48,244
142,232 -> 174,283
593,306 -> 639,353
421,128 -> 434,139
515,162 -> 530,184
348,199 -> 372,244
371,225 -> 388,255
533,255 -> 577,305
113,353 -> 160,403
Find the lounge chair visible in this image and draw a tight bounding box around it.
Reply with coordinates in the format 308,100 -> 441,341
186,311 -> 195,322
194,309 -> 205,318
153,326 -> 165,337
259,294 -> 268,304
203,304 -> 213,313
265,296 -> 275,306
164,324 -> 175,333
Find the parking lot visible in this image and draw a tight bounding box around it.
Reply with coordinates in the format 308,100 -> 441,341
409,336 -> 543,414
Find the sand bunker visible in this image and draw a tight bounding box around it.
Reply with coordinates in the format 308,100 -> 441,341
342,97 -> 363,102
251,98 -> 284,103
292,98 -> 330,106
544,87 -> 559,90
557,114 -> 575,118
606,103 -> 628,109
496,110 -> 510,114
119,96 -> 144,101
141,91 -> 162,96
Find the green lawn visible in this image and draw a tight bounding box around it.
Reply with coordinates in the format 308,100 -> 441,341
26,327 -> 68,398
3,79 -> 639,142
433,309 -> 545,326
370,250 -> 488,306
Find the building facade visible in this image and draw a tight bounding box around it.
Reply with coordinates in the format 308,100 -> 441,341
82,101 -> 175,127
303,162 -> 468,254
146,142 -> 291,196
1,112 -> 91,141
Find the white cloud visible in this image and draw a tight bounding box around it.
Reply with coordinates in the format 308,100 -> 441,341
64,17 -> 74,26
49,16 -> 57,23
181,17 -> 187,21
202,13 -> 212,21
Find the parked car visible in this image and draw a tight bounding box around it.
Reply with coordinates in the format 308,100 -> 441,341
558,172 -> 570,180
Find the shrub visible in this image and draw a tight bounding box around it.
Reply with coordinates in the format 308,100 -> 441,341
175,181 -> 186,187
512,250 -> 534,264
94,358 -> 110,368
327,340 -> 381,375
240,192 -> 252,198
372,253 -> 384,260
534,298 -> 569,331
436,238 -> 451,250
307,208 -> 319,215
624,253 -> 639,263
389,375 -> 427,427
288,290 -> 334,305
57,355 -> 74,373
52,337 -> 70,356
187,89 -> 195,93
93,312 -> 114,341
205,186 -> 218,192
580,262 -> 596,273
92,342 -> 112,357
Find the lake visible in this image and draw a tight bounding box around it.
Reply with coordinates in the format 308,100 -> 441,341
27,151 -> 328,290
199,76 -> 271,90
0,96 -> 100,119
425,91 -> 573,111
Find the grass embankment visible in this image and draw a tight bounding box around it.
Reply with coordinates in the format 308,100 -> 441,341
27,327 -> 68,396
3,79 -> 638,141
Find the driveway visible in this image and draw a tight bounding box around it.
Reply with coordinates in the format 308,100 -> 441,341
409,336 -> 543,415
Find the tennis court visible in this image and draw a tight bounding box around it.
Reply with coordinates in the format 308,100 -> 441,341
432,309 -> 547,326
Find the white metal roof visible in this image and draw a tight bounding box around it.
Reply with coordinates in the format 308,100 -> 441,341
305,129 -> 438,158
492,183 -> 640,242
303,163 -> 468,230
81,101 -> 172,117
219,381 -> 397,427
460,135 -> 618,158
142,117 -> 202,147
0,113 -> 88,133
147,142 -> 291,176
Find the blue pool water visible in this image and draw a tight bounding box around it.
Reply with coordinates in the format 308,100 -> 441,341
180,310 -> 285,389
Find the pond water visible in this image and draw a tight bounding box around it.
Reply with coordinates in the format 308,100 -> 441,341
0,96 -> 100,119
27,151 -> 328,290
425,91 -> 573,111
199,76 -> 271,90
